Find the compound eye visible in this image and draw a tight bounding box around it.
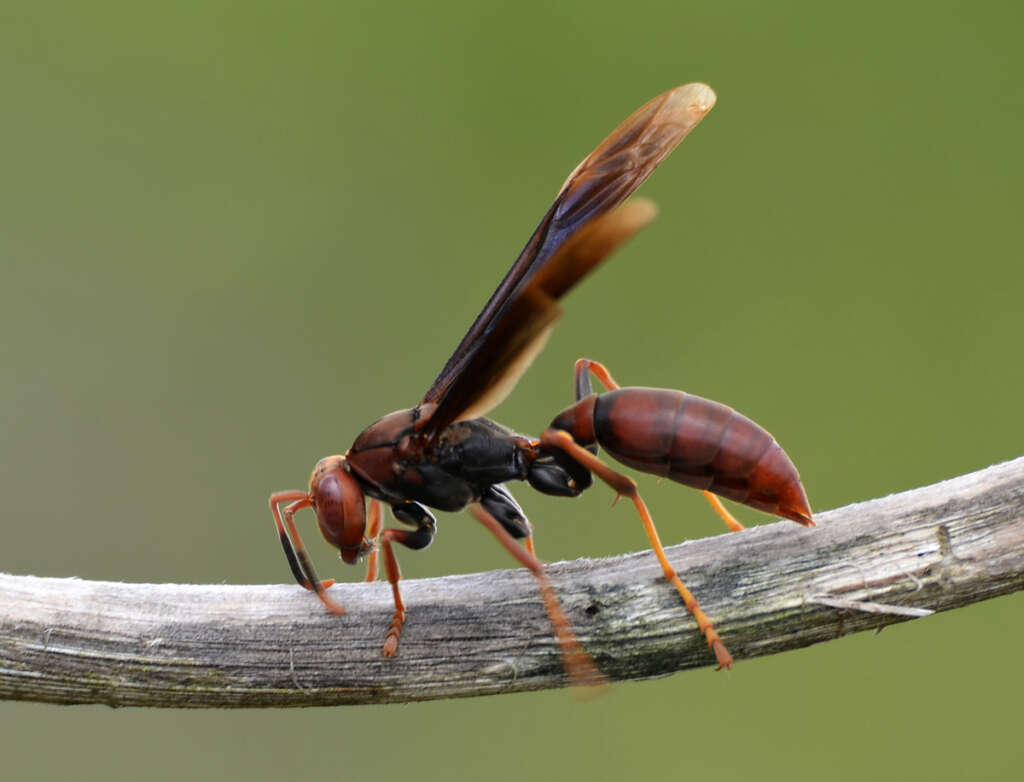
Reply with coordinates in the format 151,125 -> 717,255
310,459 -> 367,558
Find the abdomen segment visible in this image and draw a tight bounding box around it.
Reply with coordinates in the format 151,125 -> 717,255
591,388 -> 812,524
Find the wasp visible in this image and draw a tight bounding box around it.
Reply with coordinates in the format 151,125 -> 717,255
270,83 -> 812,682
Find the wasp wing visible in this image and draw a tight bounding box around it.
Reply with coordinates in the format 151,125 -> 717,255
418,83 -> 716,437
432,199 -> 661,425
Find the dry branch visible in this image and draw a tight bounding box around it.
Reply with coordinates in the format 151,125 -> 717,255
2,457 -> 1023,707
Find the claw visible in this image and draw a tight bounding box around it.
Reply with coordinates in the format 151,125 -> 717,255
382,619 -> 403,657
712,639 -> 734,670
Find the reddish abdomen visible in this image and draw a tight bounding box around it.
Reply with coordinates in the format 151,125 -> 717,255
592,388 -> 811,524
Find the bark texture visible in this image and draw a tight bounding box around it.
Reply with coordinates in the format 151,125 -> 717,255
1,457 -> 1022,707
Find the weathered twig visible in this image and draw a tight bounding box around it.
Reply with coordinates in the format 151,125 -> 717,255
2,457 -> 1022,707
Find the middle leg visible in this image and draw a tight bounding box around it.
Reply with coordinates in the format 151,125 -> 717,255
469,503 -> 605,688
379,501 -> 436,657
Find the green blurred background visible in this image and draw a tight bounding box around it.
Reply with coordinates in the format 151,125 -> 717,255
2,1 -> 1022,779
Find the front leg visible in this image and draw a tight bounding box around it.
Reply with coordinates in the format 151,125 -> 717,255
380,501 -> 437,657
268,490 -> 340,613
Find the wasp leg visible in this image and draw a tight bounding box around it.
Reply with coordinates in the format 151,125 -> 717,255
575,358 -> 746,533
269,491 -> 340,612
363,499 -> 383,582
539,428 -> 734,670
701,491 -> 745,532
270,491 -> 311,587
469,503 -> 605,688
574,357 -> 622,398
379,501 -> 437,657
480,483 -> 536,555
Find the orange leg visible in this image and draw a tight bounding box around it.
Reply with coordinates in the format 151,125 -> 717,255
575,357 -> 622,392
363,499 -> 383,582
470,504 -> 605,687
270,491 -> 311,587
702,491 -> 745,532
577,358 -> 746,535
269,490 -> 343,614
540,428 -> 734,670
375,507 -> 436,657
379,529 -> 407,657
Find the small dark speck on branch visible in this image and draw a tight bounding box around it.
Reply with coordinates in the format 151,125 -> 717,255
2,457 -> 1023,707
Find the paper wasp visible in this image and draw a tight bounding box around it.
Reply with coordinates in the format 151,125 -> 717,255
270,83 -> 812,682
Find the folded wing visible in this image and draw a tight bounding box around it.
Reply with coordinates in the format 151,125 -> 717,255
418,83 -> 717,438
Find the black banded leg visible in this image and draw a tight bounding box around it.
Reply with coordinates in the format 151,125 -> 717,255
480,484 -> 536,555
468,503 -> 604,688
269,490 -> 341,613
526,452 -> 592,498
574,357 -> 623,397
270,491 -> 310,586
380,502 -> 437,657
575,358 -> 745,532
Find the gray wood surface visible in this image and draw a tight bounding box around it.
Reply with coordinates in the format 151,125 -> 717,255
2,457 -> 1022,707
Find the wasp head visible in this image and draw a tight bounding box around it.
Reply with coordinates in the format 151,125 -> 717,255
309,455 -> 371,565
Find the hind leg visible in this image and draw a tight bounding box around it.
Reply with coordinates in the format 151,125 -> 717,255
574,357 -> 745,532
540,426 -> 734,670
